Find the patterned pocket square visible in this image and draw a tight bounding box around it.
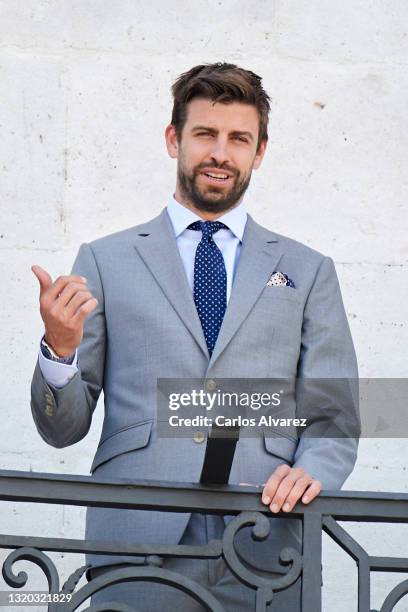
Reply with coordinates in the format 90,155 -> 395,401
266,271 -> 296,288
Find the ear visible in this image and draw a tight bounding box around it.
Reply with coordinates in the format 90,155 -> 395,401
252,138 -> 267,170
165,124 -> 179,159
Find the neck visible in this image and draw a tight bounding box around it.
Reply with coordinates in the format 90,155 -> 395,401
173,188 -> 242,220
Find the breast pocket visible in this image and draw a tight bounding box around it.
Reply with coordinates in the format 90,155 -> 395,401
262,285 -> 301,304
256,286 -> 302,325
91,420 -> 153,473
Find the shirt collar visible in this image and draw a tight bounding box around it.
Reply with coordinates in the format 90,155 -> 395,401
167,195 -> 247,242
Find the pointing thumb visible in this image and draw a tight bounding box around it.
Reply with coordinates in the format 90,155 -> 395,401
31,265 -> 53,293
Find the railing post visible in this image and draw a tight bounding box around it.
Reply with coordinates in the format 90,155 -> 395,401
302,511 -> 322,612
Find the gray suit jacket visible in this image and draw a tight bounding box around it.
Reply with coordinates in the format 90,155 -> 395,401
31,208 -> 359,573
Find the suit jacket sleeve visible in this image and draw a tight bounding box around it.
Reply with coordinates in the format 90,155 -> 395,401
291,255 -> 360,489
30,243 -> 106,448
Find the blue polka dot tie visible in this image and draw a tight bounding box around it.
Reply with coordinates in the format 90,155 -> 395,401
188,220 -> 228,356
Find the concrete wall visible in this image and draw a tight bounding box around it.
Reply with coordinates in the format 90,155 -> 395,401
0,1 -> 407,609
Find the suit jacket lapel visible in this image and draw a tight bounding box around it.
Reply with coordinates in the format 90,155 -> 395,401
209,214 -> 284,368
133,208 -> 209,359
133,208 -> 283,366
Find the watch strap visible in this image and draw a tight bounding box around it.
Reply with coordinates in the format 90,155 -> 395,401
40,336 -> 76,365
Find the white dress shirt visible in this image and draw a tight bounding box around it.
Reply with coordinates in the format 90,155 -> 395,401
39,195 -> 247,388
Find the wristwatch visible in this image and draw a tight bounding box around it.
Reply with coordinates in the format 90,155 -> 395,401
40,336 -> 76,365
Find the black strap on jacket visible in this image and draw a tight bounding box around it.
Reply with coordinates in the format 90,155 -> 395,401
199,423 -> 240,484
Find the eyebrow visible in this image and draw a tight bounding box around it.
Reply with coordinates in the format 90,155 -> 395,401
191,126 -> 254,142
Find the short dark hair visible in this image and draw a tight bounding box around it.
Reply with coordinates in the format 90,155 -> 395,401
170,62 -> 271,151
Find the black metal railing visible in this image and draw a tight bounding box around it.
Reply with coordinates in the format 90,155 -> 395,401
0,469 -> 407,611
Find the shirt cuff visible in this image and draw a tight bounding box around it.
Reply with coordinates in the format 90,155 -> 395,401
38,346 -> 78,389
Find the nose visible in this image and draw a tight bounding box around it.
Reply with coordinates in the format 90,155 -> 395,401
208,136 -> 230,166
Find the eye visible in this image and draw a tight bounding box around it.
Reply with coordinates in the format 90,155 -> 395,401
233,136 -> 248,143
196,132 -> 213,137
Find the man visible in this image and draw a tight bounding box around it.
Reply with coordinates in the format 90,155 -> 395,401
30,63 -> 358,610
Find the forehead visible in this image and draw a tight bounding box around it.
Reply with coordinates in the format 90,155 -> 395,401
183,98 -> 259,133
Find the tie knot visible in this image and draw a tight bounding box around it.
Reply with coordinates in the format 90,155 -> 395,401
188,220 -> 228,240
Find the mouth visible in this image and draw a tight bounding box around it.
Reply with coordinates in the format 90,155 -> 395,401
200,171 -> 233,185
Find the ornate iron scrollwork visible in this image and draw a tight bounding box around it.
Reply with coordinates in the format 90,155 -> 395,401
221,511 -> 302,610
0,470 -> 408,610
63,565 -> 225,611
323,516 -> 408,612
376,578 -> 408,612
2,546 -> 60,592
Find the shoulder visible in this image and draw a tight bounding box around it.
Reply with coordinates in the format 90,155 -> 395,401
248,214 -> 328,266
85,210 -> 165,255
275,231 -> 326,264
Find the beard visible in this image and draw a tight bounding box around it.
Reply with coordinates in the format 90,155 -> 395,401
177,157 -> 252,214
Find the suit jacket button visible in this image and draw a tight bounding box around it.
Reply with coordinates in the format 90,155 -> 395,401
193,431 -> 205,444
206,379 -> 216,391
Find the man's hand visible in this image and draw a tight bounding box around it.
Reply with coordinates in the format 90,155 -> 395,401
31,265 -> 98,357
261,465 -> 321,513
